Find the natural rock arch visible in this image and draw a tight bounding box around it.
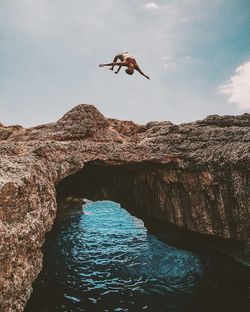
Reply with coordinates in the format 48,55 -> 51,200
0,104 -> 249,311
56,159 -> 249,257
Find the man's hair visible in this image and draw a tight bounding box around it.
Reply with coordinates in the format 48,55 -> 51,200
126,68 -> 134,75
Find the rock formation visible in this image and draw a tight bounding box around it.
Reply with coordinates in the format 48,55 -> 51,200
0,104 -> 249,311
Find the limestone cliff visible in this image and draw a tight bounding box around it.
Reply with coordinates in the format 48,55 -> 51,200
0,104 -> 249,311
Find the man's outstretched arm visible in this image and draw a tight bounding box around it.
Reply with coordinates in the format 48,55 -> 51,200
135,67 -> 150,80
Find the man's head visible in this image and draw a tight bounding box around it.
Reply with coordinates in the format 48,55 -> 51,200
126,63 -> 134,75
125,62 -> 135,75
125,67 -> 134,75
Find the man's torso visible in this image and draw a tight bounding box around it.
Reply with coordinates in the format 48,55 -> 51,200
122,53 -> 138,68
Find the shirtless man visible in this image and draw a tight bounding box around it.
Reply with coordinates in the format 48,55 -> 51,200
99,52 -> 150,80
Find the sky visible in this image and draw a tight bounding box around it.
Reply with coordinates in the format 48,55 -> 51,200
0,0 -> 250,126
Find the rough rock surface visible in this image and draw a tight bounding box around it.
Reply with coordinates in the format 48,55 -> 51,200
57,196 -> 85,217
0,104 -> 249,311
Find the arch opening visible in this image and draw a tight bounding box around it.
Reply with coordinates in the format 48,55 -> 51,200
56,161 -> 162,219
55,160 -> 246,262
24,161 -> 250,311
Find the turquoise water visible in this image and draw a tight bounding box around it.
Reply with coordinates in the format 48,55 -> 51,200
25,201 -> 250,312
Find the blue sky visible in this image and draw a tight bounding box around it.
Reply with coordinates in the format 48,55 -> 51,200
0,0 -> 250,126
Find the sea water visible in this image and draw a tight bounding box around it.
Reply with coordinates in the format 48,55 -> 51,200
25,201 -> 250,312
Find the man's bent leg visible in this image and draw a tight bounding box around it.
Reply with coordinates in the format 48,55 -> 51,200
110,55 -> 123,70
99,62 -> 115,67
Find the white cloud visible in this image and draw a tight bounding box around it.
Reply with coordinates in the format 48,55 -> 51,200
161,56 -> 194,72
144,2 -> 158,9
161,57 -> 177,71
219,61 -> 250,110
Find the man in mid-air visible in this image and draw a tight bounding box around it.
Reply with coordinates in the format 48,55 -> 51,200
99,52 -> 150,80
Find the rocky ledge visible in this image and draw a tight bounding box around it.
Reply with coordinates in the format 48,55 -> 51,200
0,104 -> 249,311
